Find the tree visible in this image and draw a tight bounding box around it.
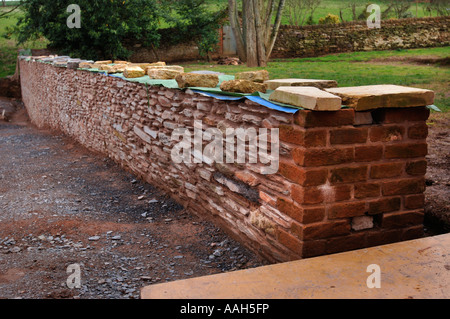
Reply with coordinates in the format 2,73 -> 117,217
284,0 -> 321,26
160,0 -> 227,60
228,0 -> 286,67
16,0 -> 162,60
426,0 -> 449,16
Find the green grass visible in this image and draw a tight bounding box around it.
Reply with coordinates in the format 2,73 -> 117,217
0,7 -> 48,78
182,47 -> 450,112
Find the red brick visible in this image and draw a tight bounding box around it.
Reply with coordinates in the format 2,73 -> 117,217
302,169 -> 328,186
303,220 -> 350,240
292,147 -> 354,167
278,161 -> 327,186
368,197 -> 401,214
382,178 -> 425,196
330,128 -> 368,145
384,143 -> 427,159
408,123 -> 428,139
355,182 -> 380,199
330,166 -> 368,184
290,221 -> 303,240
276,197 -> 303,222
405,160 -> 427,176
277,228 -> 303,255
279,125 -> 305,145
302,207 -> 326,224
370,162 -> 404,179
325,233 -> 366,255
304,130 -> 328,147
333,185 -> 352,201
355,145 -> 383,162
291,185 -> 324,205
369,125 -> 405,142
278,160 -> 304,184
404,194 -> 425,210
367,229 -> 403,247
294,109 -> 354,128
372,107 -> 430,124
329,202 -> 367,219
401,225 -> 424,241
280,127 -> 327,147
381,210 -> 424,229
302,240 -> 326,258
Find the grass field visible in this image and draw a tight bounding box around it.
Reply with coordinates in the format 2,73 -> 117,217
183,47 -> 450,112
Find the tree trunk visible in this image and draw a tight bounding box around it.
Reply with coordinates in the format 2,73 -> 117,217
228,0 -> 285,67
244,0 -> 258,67
228,0 -> 247,62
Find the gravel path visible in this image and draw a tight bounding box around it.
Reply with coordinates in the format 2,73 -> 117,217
0,106 -> 265,299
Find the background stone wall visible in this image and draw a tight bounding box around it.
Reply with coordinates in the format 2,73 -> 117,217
272,16 -> 450,58
20,61 -> 430,262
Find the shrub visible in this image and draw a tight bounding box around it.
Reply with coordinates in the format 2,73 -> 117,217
318,13 -> 341,25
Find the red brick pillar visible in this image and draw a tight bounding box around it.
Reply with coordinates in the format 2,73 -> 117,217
276,105 -> 430,258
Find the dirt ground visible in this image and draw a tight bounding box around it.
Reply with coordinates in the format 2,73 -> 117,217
0,100 -> 266,299
0,97 -> 449,299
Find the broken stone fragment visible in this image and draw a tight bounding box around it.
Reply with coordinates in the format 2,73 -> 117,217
99,64 -> 128,74
147,68 -> 183,80
325,85 -> 435,111
79,62 -> 94,69
269,86 -> 342,111
113,60 -> 130,65
265,78 -> 338,90
67,60 -> 81,69
94,60 -> 113,65
220,79 -> 267,94
123,66 -> 145,78
235,70 -> 269,83
175,73 -> 219,88
146,65 -> 185,73
130,62 -> 165,70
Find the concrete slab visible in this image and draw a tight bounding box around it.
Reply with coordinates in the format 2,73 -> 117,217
269,86 -> 342,111
265,79 -> 338,90
326,85 -> 435,111
141,234 -> 450,299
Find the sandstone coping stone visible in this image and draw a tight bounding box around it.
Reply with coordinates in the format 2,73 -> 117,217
123,66 -> 145,78
220,79 -> 267,94
147,68 -> 183,80
326,85 -> 435,111
265,78 -> 338,90
94,60 -> 113,65
146,65 -> 185,74
175,73 -> 219,88
235,70 -> 269,83
269,86 -> 342,111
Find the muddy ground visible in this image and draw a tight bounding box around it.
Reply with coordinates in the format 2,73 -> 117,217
0,100 -> 266,299
0,98 -> 449,299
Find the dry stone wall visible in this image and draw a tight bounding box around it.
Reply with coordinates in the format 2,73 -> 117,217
272,16 -> 450,58
20,60 -> 430,262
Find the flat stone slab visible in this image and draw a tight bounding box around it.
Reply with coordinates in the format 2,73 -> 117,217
326,85 -> 435,111
269,86 -> 342,111
265,78 -> 338,90
141,233 -> 450,299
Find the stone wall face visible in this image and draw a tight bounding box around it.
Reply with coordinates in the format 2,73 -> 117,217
19,60 -> 430,262
272,16 -> 450,58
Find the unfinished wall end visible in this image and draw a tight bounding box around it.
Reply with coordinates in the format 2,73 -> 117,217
19,59 -> 431,262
